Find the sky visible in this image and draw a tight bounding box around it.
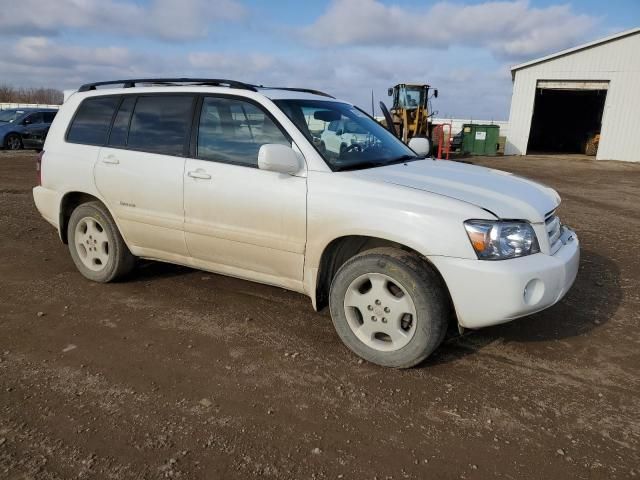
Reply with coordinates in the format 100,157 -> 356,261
0,0 -> 638,119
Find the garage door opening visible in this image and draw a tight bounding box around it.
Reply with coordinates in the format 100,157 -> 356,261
527,82 -> 608,155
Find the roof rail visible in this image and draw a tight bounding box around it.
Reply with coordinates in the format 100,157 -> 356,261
77,78 -> 258,92
260,87 -> 335,98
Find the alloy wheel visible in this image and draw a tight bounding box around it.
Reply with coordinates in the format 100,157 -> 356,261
343,272 -> 417,352
74,217 -> 110,271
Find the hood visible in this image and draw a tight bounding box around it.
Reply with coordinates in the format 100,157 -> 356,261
352,159 -> 560,222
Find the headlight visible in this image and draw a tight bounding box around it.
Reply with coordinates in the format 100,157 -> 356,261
464,220 -> 540,260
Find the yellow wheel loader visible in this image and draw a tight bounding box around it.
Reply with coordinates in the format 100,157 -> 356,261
379,83 -> 438,144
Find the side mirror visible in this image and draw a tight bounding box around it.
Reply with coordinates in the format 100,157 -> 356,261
387,88 -> 393,96
258,144 -> 301,175
408,137 -> 431,157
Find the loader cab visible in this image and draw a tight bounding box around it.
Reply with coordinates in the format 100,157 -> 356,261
388,84 -> 434,110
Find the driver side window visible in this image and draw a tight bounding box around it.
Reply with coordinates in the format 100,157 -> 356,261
197,97 -> 290,168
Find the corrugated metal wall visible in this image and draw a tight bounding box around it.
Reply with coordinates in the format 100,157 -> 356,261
506,31 -> 640,162
0,103 -> 60,110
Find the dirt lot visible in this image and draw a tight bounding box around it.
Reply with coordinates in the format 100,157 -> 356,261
1,151 -> 639,479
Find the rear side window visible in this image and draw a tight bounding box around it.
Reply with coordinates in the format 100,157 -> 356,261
108,96 -> 136,147
127,95 -> 194,155
67,97 -> 119,145
25,112 -> 43,124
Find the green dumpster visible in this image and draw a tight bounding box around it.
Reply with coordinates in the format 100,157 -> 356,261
460,124 -> 500,156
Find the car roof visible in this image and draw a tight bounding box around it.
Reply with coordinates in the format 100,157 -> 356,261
256,88 -> 346,102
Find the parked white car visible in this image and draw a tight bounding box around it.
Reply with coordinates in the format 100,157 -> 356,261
319,117 -> 373,156
33,78 -> 579,368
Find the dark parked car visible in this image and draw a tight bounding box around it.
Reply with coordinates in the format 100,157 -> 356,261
450,131 -> 463,152
0,108 -> 58,150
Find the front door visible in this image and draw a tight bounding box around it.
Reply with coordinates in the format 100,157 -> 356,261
183,96 -> 307,290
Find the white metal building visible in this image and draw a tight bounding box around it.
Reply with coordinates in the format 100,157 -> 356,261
505,27 -> 640,162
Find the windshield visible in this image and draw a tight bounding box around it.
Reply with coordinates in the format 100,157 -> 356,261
0,110 -> 24,123
274,99 -> 418,171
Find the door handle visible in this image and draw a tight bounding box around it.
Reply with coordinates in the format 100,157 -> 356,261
102,155 -> 119,165
187,170 -> 211,180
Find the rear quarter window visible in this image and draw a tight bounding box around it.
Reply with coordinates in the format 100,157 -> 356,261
67,97 -> 119,145
108,96 -> 136,147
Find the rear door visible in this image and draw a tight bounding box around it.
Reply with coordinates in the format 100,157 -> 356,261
183,95 -> 307,289
94,94 -> 196,258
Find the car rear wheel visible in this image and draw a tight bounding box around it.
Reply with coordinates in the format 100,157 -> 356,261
67,201 -> 135,282
4,134 -> 22,150
329,247 -> 449,368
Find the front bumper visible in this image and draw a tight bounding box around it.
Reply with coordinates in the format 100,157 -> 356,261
430,227 -> 580,329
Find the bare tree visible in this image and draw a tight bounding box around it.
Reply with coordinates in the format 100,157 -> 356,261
0,84 -> 63,104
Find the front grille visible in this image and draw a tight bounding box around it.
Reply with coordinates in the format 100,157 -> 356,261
545,210 -> 562,253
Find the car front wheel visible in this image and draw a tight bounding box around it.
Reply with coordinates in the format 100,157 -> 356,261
329,247 -> 449,368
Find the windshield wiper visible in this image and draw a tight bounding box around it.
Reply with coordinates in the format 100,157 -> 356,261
384,154 -> 421,166
334,155 -> 423,172
334,161 -> 384,172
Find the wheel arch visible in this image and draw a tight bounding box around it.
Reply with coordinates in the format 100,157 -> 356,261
313,235 -> 453,316
59,192 -> 111,244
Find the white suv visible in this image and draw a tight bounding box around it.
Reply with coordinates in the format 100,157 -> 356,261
33,78 -> 579,368
319,118 -> 372,156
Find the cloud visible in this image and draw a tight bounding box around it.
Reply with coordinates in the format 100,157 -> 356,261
0,37 -> 157,89
0,0 -> 246,41
188,52 -> 280,77
302,0 -> 598,60
12,37 -> 135,69
0,34 -> 511,119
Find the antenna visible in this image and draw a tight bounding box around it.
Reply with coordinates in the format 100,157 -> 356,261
371,90 -> 375,117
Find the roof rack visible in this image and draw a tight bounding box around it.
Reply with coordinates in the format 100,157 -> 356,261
259,87 -> 335,98
77,79 -> 336,99
78,78 -> 258,92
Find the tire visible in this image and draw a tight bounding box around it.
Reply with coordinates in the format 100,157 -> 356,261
67,201 -> 135,282
329,247 -> 449,368
4,133 -> 22,150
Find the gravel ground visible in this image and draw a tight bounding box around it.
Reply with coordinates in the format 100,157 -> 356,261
1,150 -> 639,479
